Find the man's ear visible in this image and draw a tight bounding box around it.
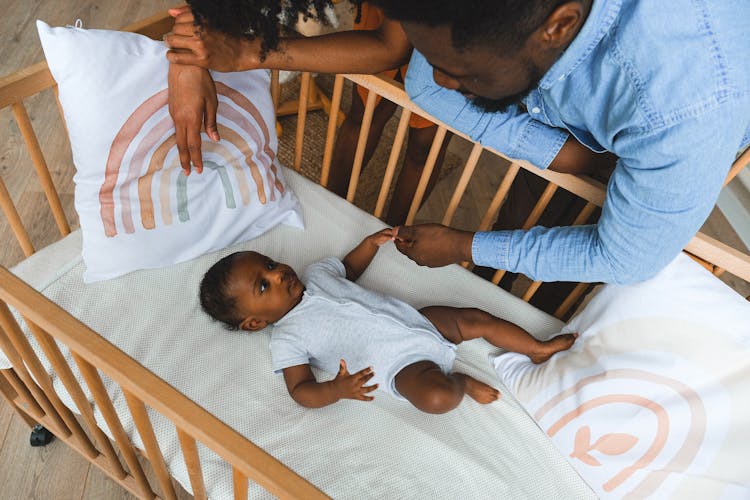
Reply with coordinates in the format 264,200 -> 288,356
538,1 -> 586,48
239,316 -> 268,331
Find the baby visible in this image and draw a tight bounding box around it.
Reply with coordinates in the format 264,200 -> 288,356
199,228 -> 576,413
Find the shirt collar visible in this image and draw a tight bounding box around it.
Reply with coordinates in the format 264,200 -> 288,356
539,0 -> 622,90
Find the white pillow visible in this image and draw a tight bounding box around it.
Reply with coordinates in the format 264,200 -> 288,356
492,253 -> 750,499
37,21 -> 303,282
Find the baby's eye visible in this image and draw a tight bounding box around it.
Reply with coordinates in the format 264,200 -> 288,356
260,279 -> 269,294
266,260 -> 276,270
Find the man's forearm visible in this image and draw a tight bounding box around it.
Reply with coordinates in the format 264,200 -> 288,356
257,29 -> 410,74
548,136 -> 618,175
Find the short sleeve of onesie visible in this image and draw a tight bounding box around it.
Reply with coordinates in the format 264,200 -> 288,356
270,333 -> 310,373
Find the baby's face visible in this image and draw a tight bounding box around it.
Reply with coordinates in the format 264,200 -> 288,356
228,252 -> 304,328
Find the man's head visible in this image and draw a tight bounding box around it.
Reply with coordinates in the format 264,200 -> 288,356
199,251 -> 304,331
372,0 -> 591,112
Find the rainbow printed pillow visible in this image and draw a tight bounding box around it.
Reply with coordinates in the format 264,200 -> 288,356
37,20 -> 303,282
492,254 -> 750,498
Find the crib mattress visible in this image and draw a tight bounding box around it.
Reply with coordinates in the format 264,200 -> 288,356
7,168 -> 595,499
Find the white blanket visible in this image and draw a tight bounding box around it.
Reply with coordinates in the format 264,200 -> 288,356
7,168 -> 594,499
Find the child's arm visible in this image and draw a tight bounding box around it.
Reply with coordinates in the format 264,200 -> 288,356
165,6 -> 410,173
283,360 -> 377,408
342,228 -> 394,282
166,7 -> 411,74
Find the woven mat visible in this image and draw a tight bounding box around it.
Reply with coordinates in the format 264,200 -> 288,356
276,74 -> 464,215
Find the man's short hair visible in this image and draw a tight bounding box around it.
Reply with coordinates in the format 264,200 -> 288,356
371,0 -> 570,51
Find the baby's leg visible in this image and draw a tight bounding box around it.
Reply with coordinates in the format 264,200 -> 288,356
420,306 -> 576,364
395,361 -> 499,414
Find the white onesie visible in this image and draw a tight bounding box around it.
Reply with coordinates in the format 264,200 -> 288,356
270,258 -> 457,400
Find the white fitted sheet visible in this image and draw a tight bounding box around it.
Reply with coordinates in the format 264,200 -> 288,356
6,167 -> 594,499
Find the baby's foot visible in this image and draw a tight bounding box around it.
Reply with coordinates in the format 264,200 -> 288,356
529,333 -> 578,364
462,375 -> 501,404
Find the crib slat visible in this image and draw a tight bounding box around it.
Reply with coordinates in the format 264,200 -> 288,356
53,86 -> 71,137
555,282 -> 590,319
375,108 -> 411,219
293,72 -> 312,172
0,369 -> 41,428
442,143 -> 483,226
321,74 -> 345,188
0,304 -> 68,433
24,319 -> 127,479
73,353 -> 155,499
233,468 -> 249,500
347,89 -> 379,202
522,202 -> 597,302
492,182 -> 558,284
521,281 -> 543,303
124,390 -> 178,500
0,361 -> 44,420
177,428 -> 208,500
11,101 -> 71,237
270,70 -> 280,111
478,163 -> 521,231
0,307 -> 99,457
725,146 -> 750,186
0,176 -> 34,256
406,125 -> 448,224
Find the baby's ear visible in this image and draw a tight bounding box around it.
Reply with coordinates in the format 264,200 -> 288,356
240,317 -> 268,331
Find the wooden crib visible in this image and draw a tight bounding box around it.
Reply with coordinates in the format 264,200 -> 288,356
1,10 -> 749,499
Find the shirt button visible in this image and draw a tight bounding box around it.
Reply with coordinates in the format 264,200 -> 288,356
531,107 -> 541,114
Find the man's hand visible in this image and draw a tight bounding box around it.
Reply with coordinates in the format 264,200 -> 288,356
331,360 -> 377,402
168,62 -> 219,174
164,6 -> 262,72
394,224 -> 474,267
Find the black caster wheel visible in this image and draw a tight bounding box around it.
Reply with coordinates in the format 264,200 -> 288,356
30,424 -> 55,447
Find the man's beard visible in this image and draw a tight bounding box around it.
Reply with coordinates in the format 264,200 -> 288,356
469,92 -> 532,113
467,67 -> 543,114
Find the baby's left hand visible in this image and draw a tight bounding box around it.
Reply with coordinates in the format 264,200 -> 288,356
368,228 -> 396,247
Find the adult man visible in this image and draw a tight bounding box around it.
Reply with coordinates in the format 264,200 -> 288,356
384,0 -> 750,284
168,0 -> 750,286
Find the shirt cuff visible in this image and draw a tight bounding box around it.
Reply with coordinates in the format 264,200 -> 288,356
510,119 -> 569,170
471,231 -> 513,269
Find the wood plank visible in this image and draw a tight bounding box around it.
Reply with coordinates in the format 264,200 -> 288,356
0,413 -> 89,500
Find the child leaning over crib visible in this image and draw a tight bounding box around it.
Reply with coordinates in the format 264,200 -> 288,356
199,229 -> 577,414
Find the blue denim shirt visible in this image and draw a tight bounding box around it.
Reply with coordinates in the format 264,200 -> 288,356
405,0 -> 750,284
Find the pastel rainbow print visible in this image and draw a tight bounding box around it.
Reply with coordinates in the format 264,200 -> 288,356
98,81 -> 283,237
536,368 -> 708,497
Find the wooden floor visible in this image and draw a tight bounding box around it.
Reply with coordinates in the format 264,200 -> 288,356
0,2 -> 182,499
1,1 -> 748,499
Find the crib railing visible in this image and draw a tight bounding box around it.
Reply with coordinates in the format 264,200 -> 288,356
0,268 -> 326,499
0,8 -> 749,500
287,72 -> 750,314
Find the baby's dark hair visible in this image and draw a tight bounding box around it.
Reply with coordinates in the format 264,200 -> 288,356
187,0 -> 363,60
199,252 -> 244,330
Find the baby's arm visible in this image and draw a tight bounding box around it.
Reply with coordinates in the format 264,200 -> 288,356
342,228 -> 394,281
283,360 -> 377,408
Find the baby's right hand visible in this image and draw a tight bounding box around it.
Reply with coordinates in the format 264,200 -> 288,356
367,228 -> 396,247
332,359 -> 377,402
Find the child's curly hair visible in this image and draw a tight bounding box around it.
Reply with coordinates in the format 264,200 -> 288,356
199,252 -> 243,330
187,0 -> 363,60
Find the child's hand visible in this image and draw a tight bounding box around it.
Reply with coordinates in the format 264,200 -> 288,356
367,228 -> 396,247
332,359 -> 378,401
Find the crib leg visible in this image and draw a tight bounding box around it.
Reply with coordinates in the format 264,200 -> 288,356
29,424 -> 54,447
